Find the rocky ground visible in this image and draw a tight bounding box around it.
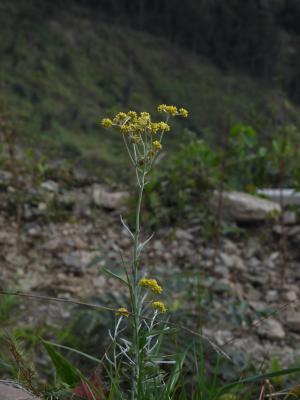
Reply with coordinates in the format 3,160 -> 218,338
1,163 -> 300,381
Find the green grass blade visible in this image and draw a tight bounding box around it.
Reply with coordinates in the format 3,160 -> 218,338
42,340 -> 81,386
218,366 -> 300,397
44,340 -> 102,364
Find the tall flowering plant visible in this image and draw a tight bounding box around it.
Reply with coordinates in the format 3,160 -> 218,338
101,105 -> 188,399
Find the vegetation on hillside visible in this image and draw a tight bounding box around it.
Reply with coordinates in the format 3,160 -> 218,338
2,0 -> 300,181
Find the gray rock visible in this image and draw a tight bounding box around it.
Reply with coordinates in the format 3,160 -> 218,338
58,191 -> 76,206
266,290 -> 278,302
43,237 -> 63,251
0,230 -> 16,245
286,312 -> 300,333
0,380 -> 40,400
215,265 -> 230,278
249,301 -> 268,312
244,284 -> 262,301
283,291 -> 298,302
288,226 -> 300,237
37,202 -> 47,211
5,253 -> 29,267
245,239 -> 263,260
257,188 -> 300,206
283,211 -> 297,225
214,330 -> 233,346
202,248 -> 215,259
263,258 -> 276,270
92,185 -> 129,209
247,273 -> 268,286
218,252 -> 246,271
213,278 -> 234,293
210,191 -> 281,222
218,252 -> 233,268
232,254 -> 247,271
273,224 -> 283,235
40,180 -> 59,192
153,240 -> 164,252
175,228 -> 194,241
247,257 -> 261,269
0,170 -> 12,183
257,318 -> 285,340
61,251 -> 98,270
222,239 -> 239,254
270,252 -> 280,262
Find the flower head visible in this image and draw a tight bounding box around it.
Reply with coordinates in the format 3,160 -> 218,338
101,118 -> 113,127
157,122 -> 171,132
139,278 -> 163,294
127,110 -> 137,120
152,301 -> 166,314
115,112 -> 127,121
157,104 -> 189,118
120,124 -> 133,134
153,140 -> 162,151
150,121 -> 170,134
157,104 -> 178,116
115,307 -> 129,317
179,108 -> 188,118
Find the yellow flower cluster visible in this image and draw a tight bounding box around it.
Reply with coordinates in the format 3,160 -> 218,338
157,104 -> 188,118
115,307 -> 129,317
138,278 -> 163,294
152,301 -> 166,314
150,121 -> 170,133
101,106 -> 188,164
101,110 -> 170,136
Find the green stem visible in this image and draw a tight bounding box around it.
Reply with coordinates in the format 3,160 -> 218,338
131,168 -> 146,399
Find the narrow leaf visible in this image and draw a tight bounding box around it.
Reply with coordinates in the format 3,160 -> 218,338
100,268 -> 129,286
45,341 -> 102,364
43,340 -> 81,386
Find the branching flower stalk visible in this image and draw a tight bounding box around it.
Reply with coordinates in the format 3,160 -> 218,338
101,105 -> 188,398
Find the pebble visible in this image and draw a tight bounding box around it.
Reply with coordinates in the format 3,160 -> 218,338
286,312 -> 300,333
257,318 -> 285,340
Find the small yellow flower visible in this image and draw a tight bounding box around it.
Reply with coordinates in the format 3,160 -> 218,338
166,105 -> 178,116
139,278 -> 163,294
140,112 -> 150,119
179,108 -> 188,118
116,307 -> 129,317
101,118 -> 113,127
150,123 -> 160,133
127,110 -> 137,119
157,122 -> 170,132
153,140 -> 162,150
115,112 -> 127,120
157,104 -> 167,113
152,301 -> 166,314
120,124 -> 132,134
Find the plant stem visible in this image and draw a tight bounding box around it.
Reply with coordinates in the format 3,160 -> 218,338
131,169 -> 146,399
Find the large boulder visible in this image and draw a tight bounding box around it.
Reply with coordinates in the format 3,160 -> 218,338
257,188 -> 300,206
210,191 -> 281,222
0,380 -> 40,400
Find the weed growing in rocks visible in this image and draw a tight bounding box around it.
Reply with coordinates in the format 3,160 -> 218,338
100,105 -> 188,399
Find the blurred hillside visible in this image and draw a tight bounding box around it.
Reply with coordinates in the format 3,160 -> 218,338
2,0 -> 300,180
